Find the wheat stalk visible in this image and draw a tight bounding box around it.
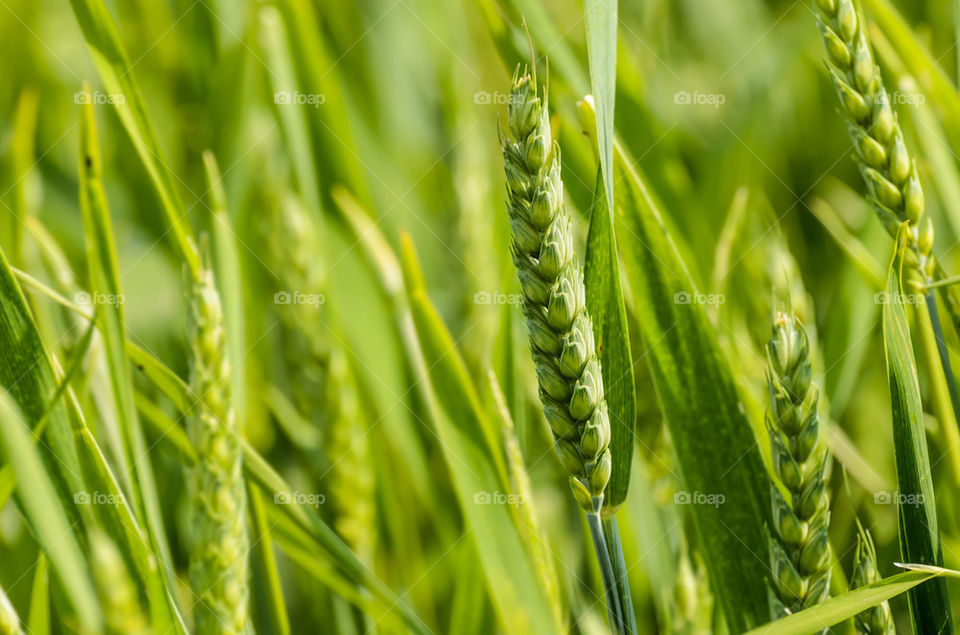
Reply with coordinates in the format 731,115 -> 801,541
185,254 -> 249,635
851,522 -> 895,634
90,531 -> 151,635
765,312 -> 832,617
500,64 -> 623,631
0,583 -> 21,635
812,0 -> 933,285
500,66 -> 612,513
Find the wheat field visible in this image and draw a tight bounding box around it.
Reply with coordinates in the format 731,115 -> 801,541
2,0 -> 960,633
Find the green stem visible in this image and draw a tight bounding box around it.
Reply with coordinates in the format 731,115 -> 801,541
587,509 -> 624,634
601,515 -> 636,635
925,292 -> 960,438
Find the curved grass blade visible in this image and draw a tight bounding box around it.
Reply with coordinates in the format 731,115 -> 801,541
65,0 -> 200,274
248,484 -> 290,635
0,393 -> 101,633
0,252 -> 185,634
584,168 -> 636,511
613,145 -> 770,631
583,0 -> 616,211
745,567 -> 960,635
584,168 -> 636,633
27,554 -> 49,635
77,86 -> 179,594
881,231 -> 952,632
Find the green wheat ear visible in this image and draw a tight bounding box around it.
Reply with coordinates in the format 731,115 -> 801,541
185,248 -> 249,635
500,66 -> 611,512
90,531 -> 151,635
851,521 -> 895,634
813,0 -> 934,287
266,194 -> 375,563
765,312 -> 832,617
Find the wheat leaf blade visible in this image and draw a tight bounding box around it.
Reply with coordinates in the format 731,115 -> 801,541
881,231 -> 953,631
614,152 -> 771,631
0,393 -> 101,633
746,568 -> 960,635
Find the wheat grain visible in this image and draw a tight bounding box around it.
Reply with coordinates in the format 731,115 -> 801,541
765,312 -> 832,617
186,255 -> 249,635
90,530 -> 151,635
851,522 -> 894,634
500,67 -> 612,513
812,0 -> 934,285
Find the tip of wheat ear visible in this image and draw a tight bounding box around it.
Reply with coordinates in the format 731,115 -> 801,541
500,67 -> 611,512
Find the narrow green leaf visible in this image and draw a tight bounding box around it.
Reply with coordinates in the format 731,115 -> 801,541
77,86 -> 178,593
0,393 -> 101,632
584,169 -> 635,509
259,7 -> 322,214
0,250 -> 185,634
248,485 -> 290,635
746,568 -> 960,634
881,232 -> 952,631
65,0 -> 200,273
614,147 -> 770,631
583,0 -> 617,211
26,554 -> 49,635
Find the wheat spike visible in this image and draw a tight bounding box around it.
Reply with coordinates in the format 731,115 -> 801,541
500,66 -> 611,512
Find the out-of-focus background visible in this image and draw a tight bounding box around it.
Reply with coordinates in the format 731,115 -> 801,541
2,0 -> 960,631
